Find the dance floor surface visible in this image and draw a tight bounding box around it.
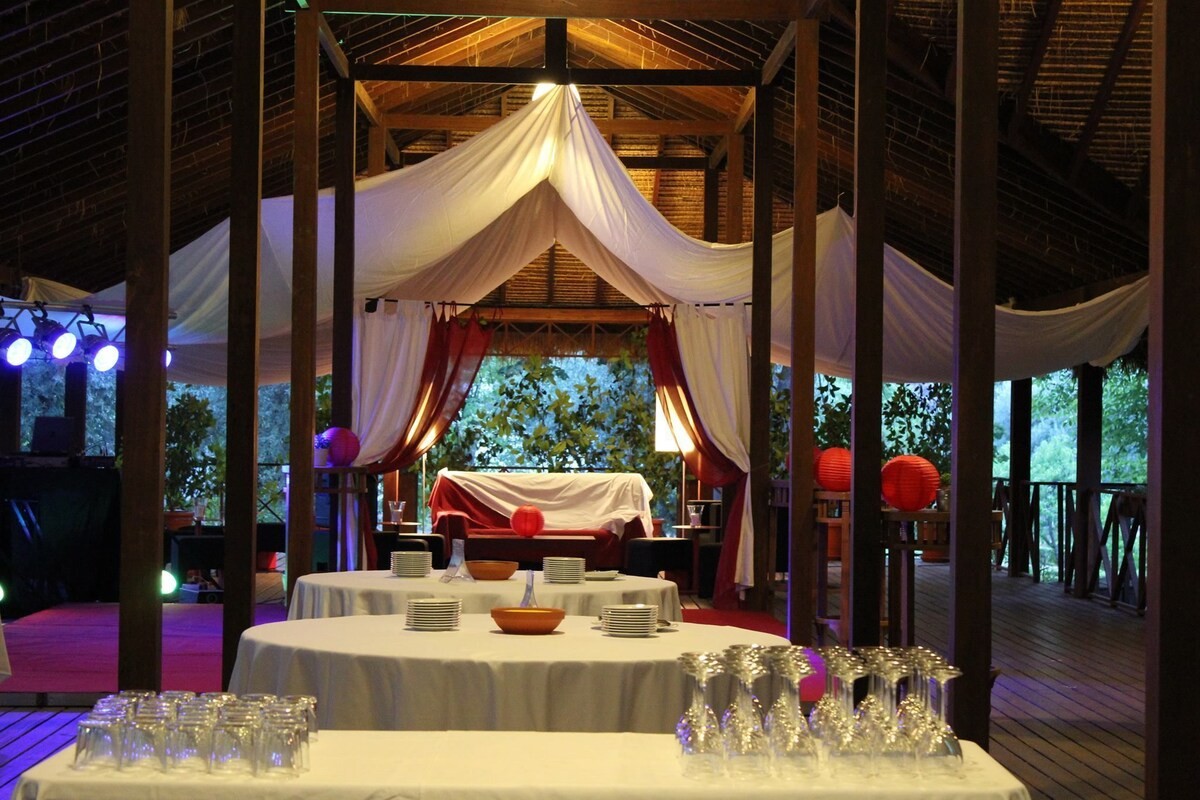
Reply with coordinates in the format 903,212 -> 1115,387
0,602 -> 288,695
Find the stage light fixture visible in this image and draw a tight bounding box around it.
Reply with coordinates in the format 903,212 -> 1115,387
164,349 -> 173,367
33,317 -> 76,360
82,334 -> 119,372
161,570 -> 178,596
0,329 -> 31,367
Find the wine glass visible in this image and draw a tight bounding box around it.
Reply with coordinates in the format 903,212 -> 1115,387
764,646 -> 817,778
720,645 -> 770,778
675,652 -> 723,778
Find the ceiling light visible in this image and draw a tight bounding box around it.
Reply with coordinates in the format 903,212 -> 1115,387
0,329 -> 31,367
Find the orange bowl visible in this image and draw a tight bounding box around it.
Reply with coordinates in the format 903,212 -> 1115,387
490,607 -> 566,635
466,560 -> 519,581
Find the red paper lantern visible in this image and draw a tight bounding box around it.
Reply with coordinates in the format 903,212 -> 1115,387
322,427 -> 360,467
813,446 -> 824,475
815,447 -> 851,492
880,455 -> 940,511
510,505 -> 545,538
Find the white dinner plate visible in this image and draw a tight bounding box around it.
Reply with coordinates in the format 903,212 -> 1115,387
584,570 -> 620,581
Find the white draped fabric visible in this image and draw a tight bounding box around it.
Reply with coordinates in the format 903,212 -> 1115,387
350,300 -> 432,465
47,85 -> 1145,387
672,305 -> 755,590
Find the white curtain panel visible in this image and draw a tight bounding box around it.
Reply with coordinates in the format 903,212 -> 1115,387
67,85 -> 1147,386
351,300 -> 432,466
673,305 -> 755,591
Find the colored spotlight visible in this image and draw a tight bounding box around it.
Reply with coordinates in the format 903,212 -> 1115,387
34,319 -> 76,360
161,570 -> 178,596
0,330 -> 31,367
82,335 -> 119,372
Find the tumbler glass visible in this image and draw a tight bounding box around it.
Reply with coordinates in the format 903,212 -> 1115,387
73,713 -> 123,771
282,694 -> 319,742
388,500 -> 406,523
211,708 -> 260,776
258,704 -> 308,778
166,718 -> 213,773
120,711 -> 167,772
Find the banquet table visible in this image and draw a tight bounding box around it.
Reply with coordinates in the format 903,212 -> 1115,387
228,613 -> 786,733
13,730 -> 1031,800
287,569 -> 683,622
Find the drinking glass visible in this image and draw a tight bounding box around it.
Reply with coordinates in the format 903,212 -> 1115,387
120,711 -> 167,772
721,644 -> 769,778
916,664 -> 964,776
388,500 -> 405,523
73,713 -> 123,771
211,707 -> 260,776
764,646 -> 817,778
166,718 -> 213,773
282,694 -> 319,742
258,704 -> 308,778
675,652 -> 723,778
687,503 -> 702,526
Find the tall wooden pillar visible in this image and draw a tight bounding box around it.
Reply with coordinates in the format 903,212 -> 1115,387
331,76 -> 356,429
0,365 -> 20,453
286,8 -> 319,603
1008,378 -> 1032,577
1073,364 -> 1103,598
223,0 -> 265,689
63,362 -> 87,451
747,82 -> 775,610
725,135 -> 744,244
119,1 -> 173,692
849,0 -> 886,648
950,0 -> 998,746
787,19 -> 819,644
703,168 -> 719,242
1146,3 -> 1200,788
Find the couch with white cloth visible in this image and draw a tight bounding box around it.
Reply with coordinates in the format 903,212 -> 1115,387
429,470 -> 654,569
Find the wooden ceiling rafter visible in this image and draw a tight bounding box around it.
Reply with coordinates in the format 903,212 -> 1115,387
1068,0 -> 1149,180
1007,0 -> 1062,140
313,1 -> 806,21
709,21 -> 797,167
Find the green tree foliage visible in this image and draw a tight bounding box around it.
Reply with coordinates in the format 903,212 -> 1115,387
427,345 -> 679,525
163,390 -> 220,510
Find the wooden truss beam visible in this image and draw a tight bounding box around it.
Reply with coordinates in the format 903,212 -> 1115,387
1070,0 -> 1149,179
382,113 -> 732,136
710,21 -> 797,167
315,1 -> 806,20
353,63 -> 759,85
1007,0 -> 1061,139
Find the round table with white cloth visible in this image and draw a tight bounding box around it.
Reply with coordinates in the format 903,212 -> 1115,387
287,569 -> 683,621
228,613 -> 787,733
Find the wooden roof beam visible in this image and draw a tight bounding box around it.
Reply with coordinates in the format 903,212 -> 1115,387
383,113 -> 732,136
1070,0 -> 1149,180
353,63 -> 758,85
1007,0 -> 1062,140
709,21 -> 796,167
826,0 -> 1145,235
317,12 -> 403,165
315,1 -> 806,20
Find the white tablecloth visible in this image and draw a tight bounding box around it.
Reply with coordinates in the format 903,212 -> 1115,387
228,613 -> 787,733
14,731 -> 1030,800
288,569 -> 683,621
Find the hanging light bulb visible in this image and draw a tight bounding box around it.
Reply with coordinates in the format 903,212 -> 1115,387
0,329 -> 31,367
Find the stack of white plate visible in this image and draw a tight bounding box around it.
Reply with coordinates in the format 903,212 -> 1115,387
405,598 -> 461,630
600,603 -> 658,637
391,550 -> 432,577
542,556 -> 586,584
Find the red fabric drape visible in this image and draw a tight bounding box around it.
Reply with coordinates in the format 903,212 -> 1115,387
647,307 -> 747,609
369,310 -> 491,474
361,311 -> 490,569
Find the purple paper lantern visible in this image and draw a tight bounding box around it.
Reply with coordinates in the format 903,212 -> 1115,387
322,427 -> 360,466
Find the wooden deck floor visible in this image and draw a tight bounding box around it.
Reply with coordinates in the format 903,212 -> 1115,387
1,566 -> 1145,798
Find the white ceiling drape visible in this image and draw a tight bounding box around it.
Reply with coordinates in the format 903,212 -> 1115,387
39,85 -> 1146,386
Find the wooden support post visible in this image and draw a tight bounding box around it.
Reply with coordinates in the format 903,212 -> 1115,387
725,134 -> 744,243
747,82 -> 775,611
788,19 -> 819,645
367,125 -> 387,177
223,0 -> 264,690
950,0 -> 998,747
332,77 -> 356,429
287,8 -> 319,604
849,0 -> 886,649
120,0 -> 172,692
1148,5 -> 1200,793
63,362 -> 87,453
1074,364 -> 1103,598
0,366 -> 19,453
703,168 -> 719,242
1008,378 -> 1032,577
